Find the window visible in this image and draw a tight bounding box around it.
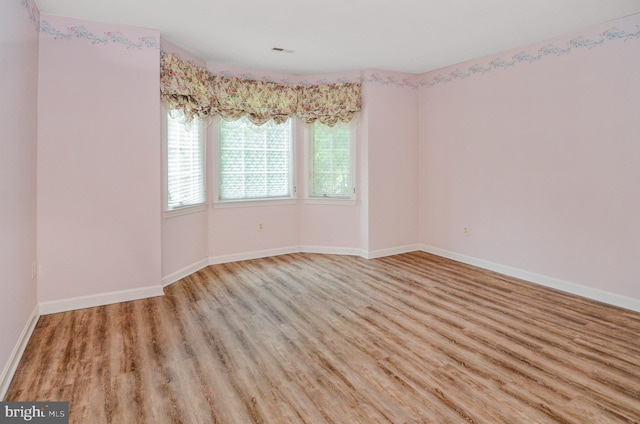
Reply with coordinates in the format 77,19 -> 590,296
218,116 -> 294,201
165,111 -> 206,211
308,121 -> 355,199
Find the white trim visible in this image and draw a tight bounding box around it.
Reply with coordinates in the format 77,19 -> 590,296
162,258 -> 209,287
302,199 -> 357,206
208,246 -> 300,265
365,244 -> 421,259
39,285 -> 165,315
419,244 -> 640,313
163,203 -> 207,219
299,245 -> 363,256
207,245 -> 414,264
213,198 -> 297,208
0,305 -> 40,400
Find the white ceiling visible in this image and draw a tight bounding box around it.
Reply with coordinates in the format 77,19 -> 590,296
35,0 -> 640,75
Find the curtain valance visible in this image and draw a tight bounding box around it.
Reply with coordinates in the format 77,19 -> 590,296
160,52 -> 361,126
160,52 -> 215,121
211,75 -> 298,125
297,83 -> 361,126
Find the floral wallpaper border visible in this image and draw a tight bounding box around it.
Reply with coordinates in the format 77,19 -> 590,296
418,24 -> 640,89
20,0 -> 160,50
20,0 -> 38,30
39,20 -> 160,49
361,73 -> 419,89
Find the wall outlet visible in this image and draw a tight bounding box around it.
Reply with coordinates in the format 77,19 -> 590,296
258,223 -> 264,231
463,227 -> 469,236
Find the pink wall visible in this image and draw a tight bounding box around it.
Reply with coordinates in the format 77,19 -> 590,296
362,71 -> 420,254
298,204 -> 361,251
0,0 -> 39,390
419,14 -> 640,300
208,204 -> 299,258
161,193 -> 208,280
37,15 -> 162,302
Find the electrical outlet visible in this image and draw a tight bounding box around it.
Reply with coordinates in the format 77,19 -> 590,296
258,223 -> 264,231
463,227 -> 469,236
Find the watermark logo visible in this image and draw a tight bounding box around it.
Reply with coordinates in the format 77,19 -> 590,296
0,402 -> 68,423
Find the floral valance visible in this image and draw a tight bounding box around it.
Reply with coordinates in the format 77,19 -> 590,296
160,52 -> 214,122
211,76 -> 298,125
297,83 -> 361,126
160,52 -> 361,126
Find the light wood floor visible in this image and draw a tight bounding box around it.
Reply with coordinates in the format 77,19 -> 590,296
6,252 -> 640,423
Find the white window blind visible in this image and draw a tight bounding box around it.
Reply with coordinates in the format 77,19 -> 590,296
218,117 -> 293,201
310,121 -> 353,198
166,112 -> 205,210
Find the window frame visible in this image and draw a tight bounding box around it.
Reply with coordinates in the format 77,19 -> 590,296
163,109 -> 207,218
214,116 -> 296,205
305,120 -> 357,204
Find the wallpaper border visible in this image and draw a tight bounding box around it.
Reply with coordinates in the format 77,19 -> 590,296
19,0 -> 38,31
418,24 -> 640,89
39,20 -> 160,50
21,0 -> 160,50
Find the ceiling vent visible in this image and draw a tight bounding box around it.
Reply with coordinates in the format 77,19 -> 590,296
272,47 -> 294,53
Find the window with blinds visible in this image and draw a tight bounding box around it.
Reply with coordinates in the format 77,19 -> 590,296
309,121 -> 354,199
166,112 -> 206,211
218,117 -> 293,201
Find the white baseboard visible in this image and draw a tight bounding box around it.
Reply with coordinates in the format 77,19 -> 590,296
299,245 -> 363,256
0,305 -> 40,400
208,246 -> 300,265
207,244 -> 421,264
420,244 -> 640,313
207,244 -> 420,264
365,244 -> 421,259
162,258 -> 209,287
39,285 -> 165,315
38,244 -> 638,316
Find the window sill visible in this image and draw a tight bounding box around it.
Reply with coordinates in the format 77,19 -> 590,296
303,198 -> 357,206
163,204 -> 207,218
213,198 -> 297,208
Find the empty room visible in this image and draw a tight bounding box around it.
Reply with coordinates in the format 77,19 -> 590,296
2,0 -> 640,422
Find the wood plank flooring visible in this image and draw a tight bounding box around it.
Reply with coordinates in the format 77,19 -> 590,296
5,252 -> 640,423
